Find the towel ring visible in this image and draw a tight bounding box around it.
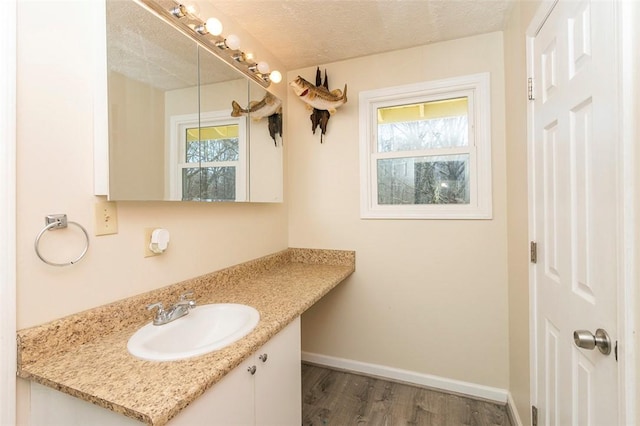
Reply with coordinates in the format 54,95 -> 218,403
34,214 -> 89,267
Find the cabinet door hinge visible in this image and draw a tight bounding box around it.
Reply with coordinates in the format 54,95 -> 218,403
530,241 -> 538,264
532,405 -> 538,426
528,77 -> 535,101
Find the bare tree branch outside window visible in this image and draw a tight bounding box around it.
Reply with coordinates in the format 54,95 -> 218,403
182,128 -> 240,201
377,116 -> 469,205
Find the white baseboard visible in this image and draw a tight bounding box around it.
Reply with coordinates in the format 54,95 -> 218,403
507,392 -> 524,426
302,351 -> 509,404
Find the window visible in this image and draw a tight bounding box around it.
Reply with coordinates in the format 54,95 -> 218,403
170,111 -> 247,201
359,73 -> 492,219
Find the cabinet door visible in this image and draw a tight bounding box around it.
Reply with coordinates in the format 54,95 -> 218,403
254,317 -> 301,426
30,382 -> 143,426
169,357 -> 255,426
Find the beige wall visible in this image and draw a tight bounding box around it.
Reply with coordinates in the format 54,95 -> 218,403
503,1 -> 541,424
289,32 -> 510,389
108,71 -> 165,200
15,2 -> 287,423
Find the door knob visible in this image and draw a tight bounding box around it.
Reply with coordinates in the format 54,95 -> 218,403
573,328 -> 611,355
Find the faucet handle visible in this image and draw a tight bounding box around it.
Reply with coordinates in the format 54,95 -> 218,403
179,291 -> 195,301
147,302 -> 164,313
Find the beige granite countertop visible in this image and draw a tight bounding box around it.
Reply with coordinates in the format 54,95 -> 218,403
17,248 -> 355,425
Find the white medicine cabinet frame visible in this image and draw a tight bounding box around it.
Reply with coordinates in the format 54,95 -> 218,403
359,72 -> 492,219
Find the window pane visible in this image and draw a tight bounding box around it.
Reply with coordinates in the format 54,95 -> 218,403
202,139 -> 239,162
200,166 -> 236,201
185,139 -> 200,163
377,97 -> 468,152
377,155 -> 470,205
185,125 -> 239,163
181,168 -> 201,201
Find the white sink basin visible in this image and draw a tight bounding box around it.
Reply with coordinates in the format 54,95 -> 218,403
127,303 -> 260,361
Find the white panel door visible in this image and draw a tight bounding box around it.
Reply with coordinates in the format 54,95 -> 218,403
531,1 -> 619,425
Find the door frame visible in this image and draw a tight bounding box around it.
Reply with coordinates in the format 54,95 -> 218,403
526,0 -> 637,424
0,0 -> 17,423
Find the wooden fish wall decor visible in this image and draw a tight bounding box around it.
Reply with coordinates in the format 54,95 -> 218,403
289,67 -> 347,143
231,92 -> 283,146
267,113 -> 282,145
310,69 -> 330,143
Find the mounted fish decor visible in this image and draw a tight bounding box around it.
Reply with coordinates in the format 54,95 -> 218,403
309,68 -> 331,142
231,92 -> 283,145
290,67 -> 347,143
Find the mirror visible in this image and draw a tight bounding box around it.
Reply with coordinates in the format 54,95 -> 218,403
104,0 -> 282,202
247,80 -> 283,202
179,49 -> 249,202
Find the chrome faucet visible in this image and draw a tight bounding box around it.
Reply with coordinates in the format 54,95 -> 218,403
147,291 -> 196,326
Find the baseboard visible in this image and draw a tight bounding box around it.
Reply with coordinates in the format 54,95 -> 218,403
302,351 -> 509,404
507,392 -> 524,426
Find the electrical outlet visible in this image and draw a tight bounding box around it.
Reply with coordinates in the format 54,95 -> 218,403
95,201 -> 118,236
144,228 -> 160,257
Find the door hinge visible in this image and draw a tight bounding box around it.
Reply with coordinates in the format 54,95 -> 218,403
528,77 -> 535,101
530,241 -> 538,264
532,405 -> 538,426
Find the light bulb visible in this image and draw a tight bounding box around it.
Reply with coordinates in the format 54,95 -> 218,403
205,17 -> 222,36
184,3 -> 200,17
245,52 -> 254,62
257,61 -> 270,74
225,34 -> 241,50
269,70 -> 282,84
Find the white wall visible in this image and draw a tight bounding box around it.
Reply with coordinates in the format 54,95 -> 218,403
15,1 -> 287,423
289,32 -> 510,389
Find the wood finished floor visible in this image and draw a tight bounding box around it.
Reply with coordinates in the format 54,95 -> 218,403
302,364 -> 512,426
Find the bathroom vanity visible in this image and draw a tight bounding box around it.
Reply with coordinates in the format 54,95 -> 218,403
18,248 -> 355,425
30,318 -> 300,425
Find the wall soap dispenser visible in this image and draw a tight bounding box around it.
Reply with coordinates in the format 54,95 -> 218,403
149,228 -> 170,254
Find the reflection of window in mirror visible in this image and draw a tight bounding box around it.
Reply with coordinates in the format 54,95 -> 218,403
170,112 -> 247,201
359,73 -> 492,219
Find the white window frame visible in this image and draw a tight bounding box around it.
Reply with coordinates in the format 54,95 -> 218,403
169,110 -> 247,201
359,72 -> 492,219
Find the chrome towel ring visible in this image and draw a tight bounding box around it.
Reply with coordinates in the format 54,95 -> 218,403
34,214 -> 89,267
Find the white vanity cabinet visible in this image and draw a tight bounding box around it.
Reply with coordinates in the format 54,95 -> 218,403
30,318 -> 301,426
170,317 -> 301,425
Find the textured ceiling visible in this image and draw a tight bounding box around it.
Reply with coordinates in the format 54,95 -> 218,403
106,0 -> 241,91
107,0 -> 516,90
209,0 -> 517,70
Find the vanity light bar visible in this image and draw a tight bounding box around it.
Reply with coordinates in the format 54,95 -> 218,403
135,0 -> 275,88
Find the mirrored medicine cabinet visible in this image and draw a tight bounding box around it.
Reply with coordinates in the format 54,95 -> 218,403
99,0 -> 283,202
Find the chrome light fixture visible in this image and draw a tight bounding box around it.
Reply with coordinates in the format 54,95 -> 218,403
137,0 -> 281,87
